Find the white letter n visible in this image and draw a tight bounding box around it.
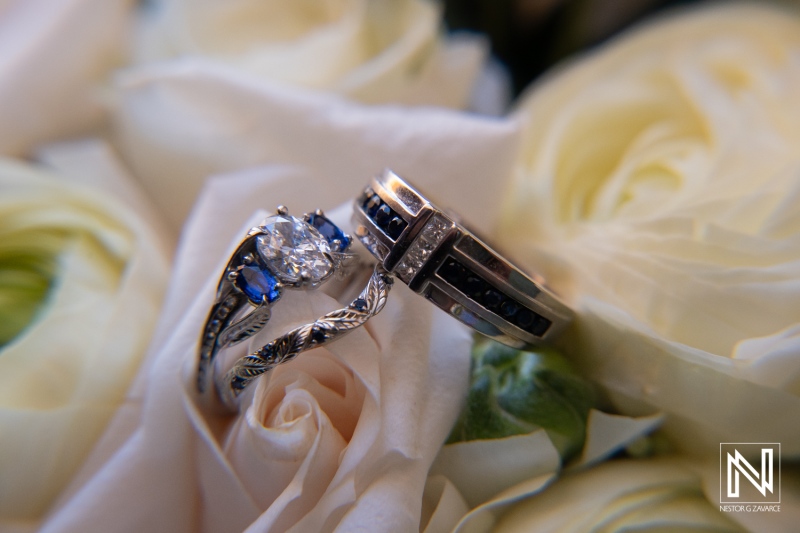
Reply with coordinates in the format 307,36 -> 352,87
727,449 -> 773,497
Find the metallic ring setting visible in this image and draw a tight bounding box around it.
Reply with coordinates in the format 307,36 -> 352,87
352,169 -> 574,348
216,263 -> 392,409
197,206 -> 380,410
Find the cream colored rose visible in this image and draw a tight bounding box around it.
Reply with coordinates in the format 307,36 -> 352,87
117,0 -> 487,235
0,0 -> 131,156
135,0 -> 485,107
493,459 -> 744,532
427,446 -> 799,532
0,148 -> 170,528
501,4 -> 800,454
207,273 -> 472,532
112,56 -> 514,233
421,411 -> 663,532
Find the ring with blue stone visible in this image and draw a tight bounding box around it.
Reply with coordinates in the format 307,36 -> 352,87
215,262 -> 393,410
197,205 -> 363,405
353,169 -> 574,349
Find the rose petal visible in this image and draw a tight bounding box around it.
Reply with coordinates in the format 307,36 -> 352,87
224,352 -> 359,515
429,430 -> 560,509
134,0 -> 485,108
572,410 -> 663,469
0,0 -> 130,156
112,61 -> 519,232
420,475 -> 470,533
494,459 -> 742,533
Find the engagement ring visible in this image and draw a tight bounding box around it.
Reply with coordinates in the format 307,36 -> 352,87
215,264 -> 392,409
352,170 -> 573,348
197,206 -> 391,411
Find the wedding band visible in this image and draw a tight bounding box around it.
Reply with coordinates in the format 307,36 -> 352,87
215,264 -> 392,409
352,169 -> 573,348
197,206 -> 363,404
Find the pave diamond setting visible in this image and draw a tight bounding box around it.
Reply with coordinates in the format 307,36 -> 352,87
256,215 -> 333,285
395,215 -> 451,283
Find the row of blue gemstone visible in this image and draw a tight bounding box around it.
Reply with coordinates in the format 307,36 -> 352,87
437,257 -> 552,337
234,213 -> 349,305
360,192 -> 407,240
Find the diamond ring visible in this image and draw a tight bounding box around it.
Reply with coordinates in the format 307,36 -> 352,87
352,170 -> 574,348
197,206 -> 390,410
215,263 -> 392,409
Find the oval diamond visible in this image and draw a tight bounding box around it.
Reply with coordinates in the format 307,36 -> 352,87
256,215 -> 333,284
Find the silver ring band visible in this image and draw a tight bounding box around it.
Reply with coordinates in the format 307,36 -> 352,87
215,264 -> 392,409
197,206 -> 370,409
352,169 -> 573,348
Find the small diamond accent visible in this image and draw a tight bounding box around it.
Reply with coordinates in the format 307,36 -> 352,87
395,260 -> 416,282
394,214 -> 451,281
421,216 -> 449,242
416,237 -> 435,254
405,246 -> 429,266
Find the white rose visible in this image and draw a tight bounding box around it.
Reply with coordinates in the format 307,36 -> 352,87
112,56 -> 509,233
501,3 -> 800,454
0,143 -> 170,530
135,0 -> 485,107
493,458 -> 743,532
489,456 -> 799,532
421,410 -> 663,532
40,91 -> 521,532
0,0 -> 131,156
115,0 -> 489,234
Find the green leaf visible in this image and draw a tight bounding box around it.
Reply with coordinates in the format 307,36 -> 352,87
447,337 -> 597,461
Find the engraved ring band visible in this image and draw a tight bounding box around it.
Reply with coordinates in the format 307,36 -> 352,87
197,206 -> 392,411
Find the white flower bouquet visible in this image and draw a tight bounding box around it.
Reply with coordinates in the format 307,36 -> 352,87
0,1 -> 797,532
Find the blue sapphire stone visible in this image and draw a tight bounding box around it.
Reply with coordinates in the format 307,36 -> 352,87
236,265 -> 280,304
364,194 -> 382,217
308,213 -> 350,252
